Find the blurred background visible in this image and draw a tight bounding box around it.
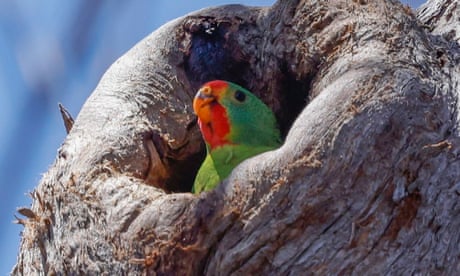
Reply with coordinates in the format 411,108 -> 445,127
0,0 -> 426,274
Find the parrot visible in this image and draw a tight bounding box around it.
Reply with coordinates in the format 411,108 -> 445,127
192,80 -> 281,193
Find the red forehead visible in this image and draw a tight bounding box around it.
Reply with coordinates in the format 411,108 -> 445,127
203,80 -> 228,91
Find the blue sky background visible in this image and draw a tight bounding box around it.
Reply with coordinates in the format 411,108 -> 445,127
0,0 -> 426,274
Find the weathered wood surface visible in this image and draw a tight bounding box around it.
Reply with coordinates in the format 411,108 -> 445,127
418,0 -> 459,42
13,0 -> 460,275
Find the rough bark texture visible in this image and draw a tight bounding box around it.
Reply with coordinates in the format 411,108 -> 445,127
13,0 -> 460,275
418,0 -> 460,42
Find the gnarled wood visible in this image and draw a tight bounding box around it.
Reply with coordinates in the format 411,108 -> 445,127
13,0 -> 460,275
418,0 -> 460,42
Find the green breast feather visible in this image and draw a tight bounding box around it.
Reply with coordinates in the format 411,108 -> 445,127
192,144 -> 278,193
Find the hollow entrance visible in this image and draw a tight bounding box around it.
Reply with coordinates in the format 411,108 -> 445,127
162,16 -> 316,193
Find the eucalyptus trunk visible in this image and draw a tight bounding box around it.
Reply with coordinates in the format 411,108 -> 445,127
13,0 -> 460,275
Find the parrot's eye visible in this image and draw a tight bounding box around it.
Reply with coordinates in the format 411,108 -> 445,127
234,90 -> 246,102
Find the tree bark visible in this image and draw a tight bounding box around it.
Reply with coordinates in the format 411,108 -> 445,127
418,0 -> 460,42
13,0 -> 460,275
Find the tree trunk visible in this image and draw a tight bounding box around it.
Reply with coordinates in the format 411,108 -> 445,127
13,0 -> 460,275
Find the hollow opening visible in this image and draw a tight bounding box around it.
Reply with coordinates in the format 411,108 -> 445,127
276,62 -> 314,138
164,149 -> 206,193
183,18 -> 251,90
161,18 -> 314,193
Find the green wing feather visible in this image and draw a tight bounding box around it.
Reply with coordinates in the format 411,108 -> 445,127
192,154 -> 221,193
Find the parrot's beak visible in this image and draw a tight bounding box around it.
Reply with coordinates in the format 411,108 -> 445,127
193,85 -> 216,124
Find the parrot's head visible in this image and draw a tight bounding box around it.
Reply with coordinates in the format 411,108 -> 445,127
193,80 -> 281,150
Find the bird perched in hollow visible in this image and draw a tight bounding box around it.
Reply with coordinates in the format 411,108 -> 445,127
192,80 -> 281,193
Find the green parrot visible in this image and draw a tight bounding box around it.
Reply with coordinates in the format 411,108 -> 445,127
192,80 -> 281,193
